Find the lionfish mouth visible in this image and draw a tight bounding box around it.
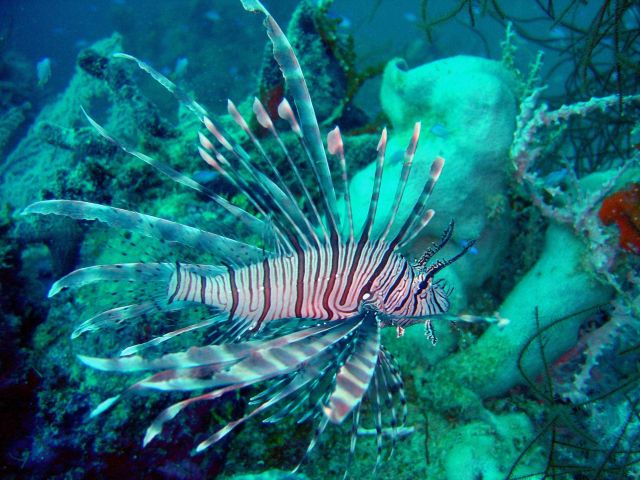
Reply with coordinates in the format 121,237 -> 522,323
23,0 -> 489,476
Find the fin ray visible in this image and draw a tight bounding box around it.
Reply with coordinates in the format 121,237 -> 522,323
24,200 -> 263,266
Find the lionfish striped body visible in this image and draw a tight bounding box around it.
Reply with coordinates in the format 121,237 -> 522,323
172,240 -> 450,326
25,0 -> 473,474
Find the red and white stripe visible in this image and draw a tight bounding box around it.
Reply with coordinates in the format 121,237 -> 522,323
168,240 -> 447,330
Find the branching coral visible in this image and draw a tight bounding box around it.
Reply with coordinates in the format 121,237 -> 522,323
416,1 -> 640,177
510,86 -> 640,299
507,32 -> 640,474
508,307 -> 640,478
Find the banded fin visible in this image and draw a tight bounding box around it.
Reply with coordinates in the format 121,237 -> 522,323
78,321 -> 350,373
201,110 -> 313,251
359,128 -> 387,243
24,200 -> 262,266
143,380 -> 256,447
377,352 -> 399,458
114,53 -> 308,252
134,318 -> 363,446
195,356 -> 327,451
144,350 -> 333,448
391,156 -> 444,249
252,97 -> 325,245
379,122 -> 421,242
48,263 -> 174,297
136,318 -> 363,392
200,118 -> 294,253
328,127 -> 354,241
113,53 -> 208,121
242,0 -> 341,241
323,311 -> 380,424
72,302 -> 159,339
119,315 -> 224,357
293,415 -> 330,473
260,349 -> 336,424
371,371 -> 384,470
89,395 -> 121,418
380,346 -> 407,427
81,107 -> 265,238
81,311 -> 392,466
227,100 -> 316,248
343,402 -> 362,480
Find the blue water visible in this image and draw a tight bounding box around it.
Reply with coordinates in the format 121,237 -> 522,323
1,1 -> 638,479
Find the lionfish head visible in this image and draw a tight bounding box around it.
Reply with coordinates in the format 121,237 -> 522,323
381,220 -> 476,339
414,220 -> 476,297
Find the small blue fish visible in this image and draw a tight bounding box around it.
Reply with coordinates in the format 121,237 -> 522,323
541,168 -> 568,187
549,26 -> 570,41
192,170 -> 218,185
173,57 -> 189,77
404,12 -> 418,23
327,10 -> 351,29
36,57 -> 51,87
460,239 -> 478,255
430,123 -> 449,138
205,9 -> 221,22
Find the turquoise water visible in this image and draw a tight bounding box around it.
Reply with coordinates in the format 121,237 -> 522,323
1,1 -> 639,479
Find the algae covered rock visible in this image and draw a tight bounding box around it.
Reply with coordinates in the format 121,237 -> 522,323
349,55 -> 518,305
429,412 -> 545,480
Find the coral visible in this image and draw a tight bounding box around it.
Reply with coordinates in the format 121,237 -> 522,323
0,33 -> 180,211
598,182 -> 640,254
510,90 -> 640,184
556,295 -> 640,403
425,223 -> 614,407
0,102 -> 31,159
427,412 -> 545,480
509,62 -> 640,313
256,0 -> 372,130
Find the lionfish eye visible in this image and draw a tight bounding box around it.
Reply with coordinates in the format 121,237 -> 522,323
418,279 -> 429,290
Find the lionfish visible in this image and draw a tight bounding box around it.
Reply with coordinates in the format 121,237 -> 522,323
25,0 -> 475,475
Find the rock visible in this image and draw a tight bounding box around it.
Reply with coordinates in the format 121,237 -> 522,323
429,412 -> 545,479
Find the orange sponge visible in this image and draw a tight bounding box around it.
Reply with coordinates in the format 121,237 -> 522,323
598,183 -> 640,254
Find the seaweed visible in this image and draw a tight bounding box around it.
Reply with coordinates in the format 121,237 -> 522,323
507,306 -> 640,479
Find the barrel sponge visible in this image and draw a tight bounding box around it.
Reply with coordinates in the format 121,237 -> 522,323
349,55 -> 518,304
